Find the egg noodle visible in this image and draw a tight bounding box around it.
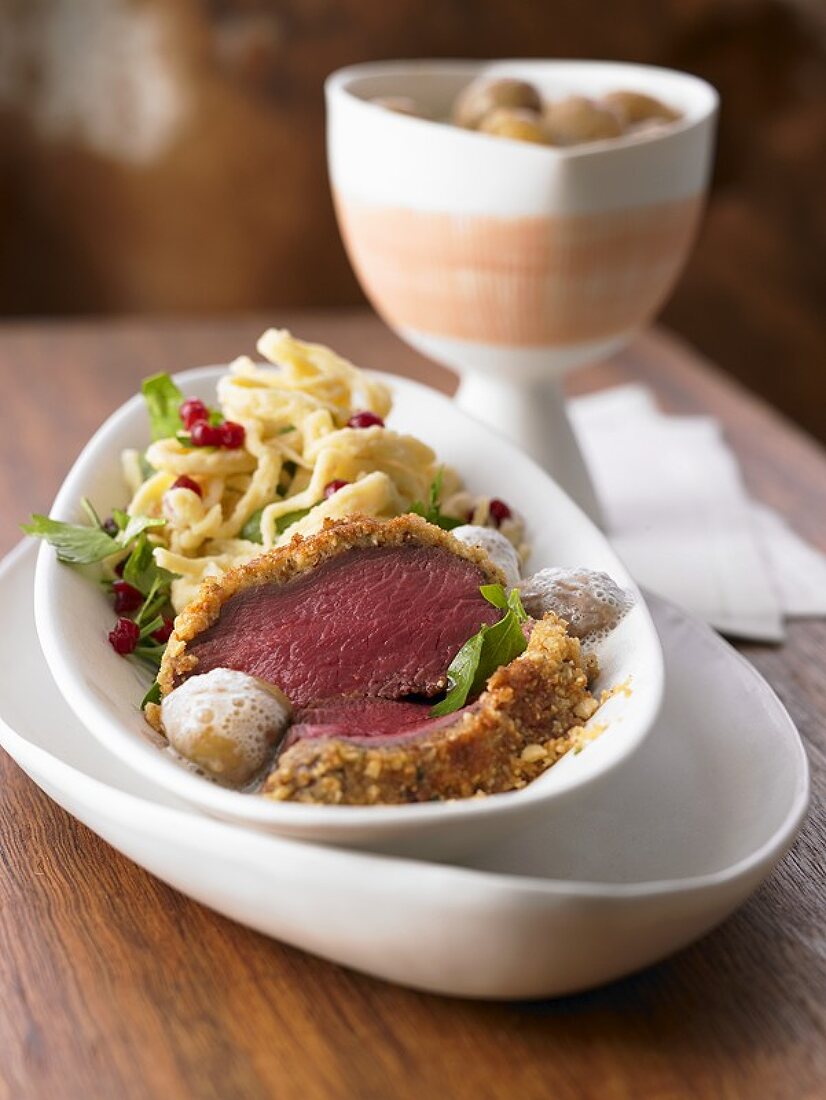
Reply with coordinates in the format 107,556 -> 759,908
121,329 -> 526,611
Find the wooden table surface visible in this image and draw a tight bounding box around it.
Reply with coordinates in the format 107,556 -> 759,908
1,313 -> 824,1100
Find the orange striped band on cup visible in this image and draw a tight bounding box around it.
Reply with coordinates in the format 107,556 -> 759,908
335,194 -> 704,347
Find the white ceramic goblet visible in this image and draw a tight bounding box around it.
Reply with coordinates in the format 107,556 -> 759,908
326,59 -> 718,523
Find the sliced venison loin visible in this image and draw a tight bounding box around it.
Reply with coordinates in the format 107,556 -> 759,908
160,516 -> 503,707
282,697 -> 462,752
263,613 -> 599,805
158,515 -> 600,805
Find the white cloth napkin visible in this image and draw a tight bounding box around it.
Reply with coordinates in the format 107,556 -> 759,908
569,385 -> 826,642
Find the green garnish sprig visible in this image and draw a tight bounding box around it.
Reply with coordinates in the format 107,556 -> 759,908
240,506 -> 312,544
410,468 -> 463,531
22,502 -> 165,564
430,584 -> 529,717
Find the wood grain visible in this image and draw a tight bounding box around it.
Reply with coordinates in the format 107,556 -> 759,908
1,314 -> 824,1100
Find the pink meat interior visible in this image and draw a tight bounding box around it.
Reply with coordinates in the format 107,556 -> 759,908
185,545 -> 498,708
282,696 -> 464,751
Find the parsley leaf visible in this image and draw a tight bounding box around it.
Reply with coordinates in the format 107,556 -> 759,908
430,587 -> 529,717
21,515 -> 119,564
23,507 -> 166,569
141,373 -> 184,441
410,467 -> 463,531
117,514 -> 165,547
241,506 -> 312,544
121,532 -> 176,596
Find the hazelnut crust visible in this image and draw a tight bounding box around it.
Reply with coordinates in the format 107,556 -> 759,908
156,514 -> 506,700
261,613 -> 600,806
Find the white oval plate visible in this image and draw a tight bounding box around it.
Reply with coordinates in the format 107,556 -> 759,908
1,544 -> 808,998
32,367 -> 663,857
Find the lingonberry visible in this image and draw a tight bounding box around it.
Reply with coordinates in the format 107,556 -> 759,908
346,411 -> 385,429
488,499 -> 512,527
179,398 -> 209,430
108,617 -> 140,655
218,421 -> 246,449
190,421 -> 222,447
112,580 -> 143,614
170,474 -> 203,497
324,479 -> 350,499
152,618 -> 174,643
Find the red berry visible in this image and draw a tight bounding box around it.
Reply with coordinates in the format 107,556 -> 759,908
218,420 -> 246,449
102,517 -> 119,537
190,421 -> 222,447
489,498 -> 512,526
170,474 -> 202,498
152,617 -> 174,643
324,479 -> 350,499
180,398 -> 209,430
109,617 -> 140,655
347,411 -> 385,429
112,580 -> 143,613
114,559 -> 126,578
465,509 -> 475,523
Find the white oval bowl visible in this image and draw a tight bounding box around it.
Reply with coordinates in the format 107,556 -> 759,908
33,367 -> 663,857
2,544 -> 809,998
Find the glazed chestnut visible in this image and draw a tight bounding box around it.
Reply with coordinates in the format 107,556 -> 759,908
452,77 -> 543,130
478,107 -> 549,145
161,668 -> 291,786
543,96 -> 623,146
601,90 -> 681,127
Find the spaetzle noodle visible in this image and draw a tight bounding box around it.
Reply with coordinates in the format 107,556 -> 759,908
123,329 -> 525,611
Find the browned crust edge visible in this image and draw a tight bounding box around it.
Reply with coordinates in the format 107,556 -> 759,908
260,614 -> 600,806
157,514 -> 506,699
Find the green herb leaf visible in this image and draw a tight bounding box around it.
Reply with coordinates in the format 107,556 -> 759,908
241,508 -> 264,543
142,373 -> 184,441
116,514 -> 165,548
430,629 -> 486,717
111,508 -> 129,531
477,609 -> 527,685
276,508 -> 311,534
410,467 -> 463,531
21,515 -> 119,564
481,584 -> 527,621
480,583 -> 508,610
121,533 -> 176,596
141,681 -> 162,709
23,504 -> 166,567
241,506 -> 312,544
430,589 -> 529,717
134,575 -> 170,628
506,586 -> 528,623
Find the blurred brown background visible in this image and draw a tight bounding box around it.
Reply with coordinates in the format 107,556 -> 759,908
1,0 -> 824,437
